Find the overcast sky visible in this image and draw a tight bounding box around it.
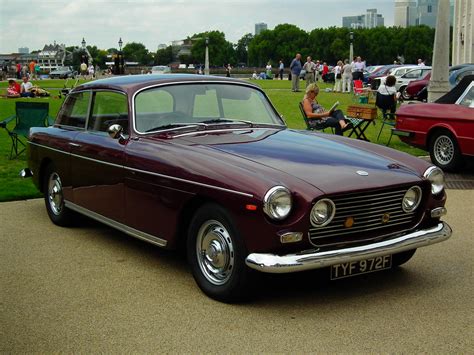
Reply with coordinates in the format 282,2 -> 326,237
0,0 -> 395,53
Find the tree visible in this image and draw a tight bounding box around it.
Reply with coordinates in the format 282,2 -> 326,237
155,46 -> 173,65
235,33 -> 254,66
122,42 -> 153,65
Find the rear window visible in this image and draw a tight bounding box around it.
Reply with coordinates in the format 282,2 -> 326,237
56,91 -> 91,128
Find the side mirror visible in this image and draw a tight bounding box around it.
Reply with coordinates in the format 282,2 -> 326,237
108,124 -> 125,140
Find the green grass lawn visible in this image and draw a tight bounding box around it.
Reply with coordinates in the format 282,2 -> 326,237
0,77 -> 426,202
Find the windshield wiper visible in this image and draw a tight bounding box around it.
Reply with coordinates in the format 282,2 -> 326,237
200,118 -> 254,127
145,123 -> 206,133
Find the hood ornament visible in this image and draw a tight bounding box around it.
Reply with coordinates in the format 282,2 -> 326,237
356,170 -> 369,176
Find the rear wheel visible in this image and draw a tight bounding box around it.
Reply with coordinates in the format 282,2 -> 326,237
429,131 -> 464,171
43,164 -> 73,226
187,203 -> 252,302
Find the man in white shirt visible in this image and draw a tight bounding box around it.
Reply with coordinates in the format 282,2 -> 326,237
303,56 -> 316,87
20,76 -> 34,97
352,56 -> 365,81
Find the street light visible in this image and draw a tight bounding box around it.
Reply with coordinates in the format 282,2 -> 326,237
118,37 -> 123,51
246,45 -> 249,67
349,31 -> 354,62
82,38 -> 86,49
204,37 -> 209,75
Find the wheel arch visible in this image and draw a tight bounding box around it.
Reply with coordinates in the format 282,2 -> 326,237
426,125 -> 459,151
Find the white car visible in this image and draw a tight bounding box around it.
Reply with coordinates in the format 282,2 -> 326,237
375,65 -> 422,89
151,65 -> 171,74
396,67 -> 432,98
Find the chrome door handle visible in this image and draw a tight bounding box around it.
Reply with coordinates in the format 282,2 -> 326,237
69,142 -> 81,147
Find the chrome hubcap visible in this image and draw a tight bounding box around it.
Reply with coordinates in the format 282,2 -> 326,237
48,173 -> 63,215
434,135 -> 454,165
196,220 -> 234,285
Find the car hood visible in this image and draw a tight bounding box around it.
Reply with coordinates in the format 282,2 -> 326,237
178,128 -> 424,194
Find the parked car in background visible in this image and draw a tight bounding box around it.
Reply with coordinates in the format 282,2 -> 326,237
367,65 -> 400,88
397,67 -> 432,99
151,65 -> 171,74
49,66 -> 77,79
449,64 -> 474,87
373,65 -> 420,90
405,72 -> 431,101
24,74 -> 452,302
396,76 -> 474,171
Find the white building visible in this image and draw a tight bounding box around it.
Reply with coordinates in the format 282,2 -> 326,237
452,0 -> 474,65
394,0 -> 454,28
394,0 -> 417,27
342,9 -> 384,29
37,43 -> 67,71
255,23 -> 268,35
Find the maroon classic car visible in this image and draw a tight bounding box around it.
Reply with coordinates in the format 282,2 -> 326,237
24,74 -> 451,302
396,76 -> 474,171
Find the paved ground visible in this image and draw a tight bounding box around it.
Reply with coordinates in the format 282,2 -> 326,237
1,191 -> 473,353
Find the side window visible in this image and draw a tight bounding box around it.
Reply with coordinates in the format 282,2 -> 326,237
88,91 -> 128,133
405,70 -> 421,79
56,91 -> 91,128
458,86 -> 474,108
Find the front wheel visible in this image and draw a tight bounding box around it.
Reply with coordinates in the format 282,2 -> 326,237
392,249 -> 416,267
429,131 -> 463,171
43,164 -> 73,226
400,86 -> 411,100
187,203 -> 252,302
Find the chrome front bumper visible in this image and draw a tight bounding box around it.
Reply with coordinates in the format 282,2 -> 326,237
245,222 -> 452,273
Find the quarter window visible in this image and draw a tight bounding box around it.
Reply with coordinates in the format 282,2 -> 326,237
56,91 -> 91,128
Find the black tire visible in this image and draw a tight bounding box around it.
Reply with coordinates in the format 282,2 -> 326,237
43,164 -> 73,226
186,203 -> 253,302
400,86 -> 411,100
429,131 -> 464,171
392,249 -> 417,267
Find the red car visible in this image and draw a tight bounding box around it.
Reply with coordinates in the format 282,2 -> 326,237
405,72 -> 431,101
396,76 -> 474,171
21,75 -> 451,302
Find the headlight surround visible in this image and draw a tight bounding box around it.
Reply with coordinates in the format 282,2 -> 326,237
402,186 -> 422,212
263,186 -> 292,220
423,166 -> 445,195
310,198 -> 336,227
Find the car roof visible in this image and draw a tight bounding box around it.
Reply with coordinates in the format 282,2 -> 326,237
73,74 -> 257,93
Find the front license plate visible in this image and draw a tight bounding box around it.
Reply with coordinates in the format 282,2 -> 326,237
330,255 -> 392,280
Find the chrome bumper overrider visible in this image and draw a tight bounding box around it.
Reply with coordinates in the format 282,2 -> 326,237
245,222 -> 452,273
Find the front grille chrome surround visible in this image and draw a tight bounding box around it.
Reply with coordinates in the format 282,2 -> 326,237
308,185 -> 426,249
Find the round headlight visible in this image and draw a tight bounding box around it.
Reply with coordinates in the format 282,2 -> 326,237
402,186 -> 422,212
263,186 -> 292,220
424,166 -> 445,195
310,198 -> 336,227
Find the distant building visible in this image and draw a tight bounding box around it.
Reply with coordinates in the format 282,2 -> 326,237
255,22 -> 268,35
171,39 -> 192,61
18,47 -> 29,54
452,0 -> 474,65
37,43 -> 68,71
394,0 -> 454,28
342,9 -> 384,29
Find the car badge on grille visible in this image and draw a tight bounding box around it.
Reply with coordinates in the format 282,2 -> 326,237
344,217 -> 354,228
381,213 -> 390,224
356,170 -> 369,176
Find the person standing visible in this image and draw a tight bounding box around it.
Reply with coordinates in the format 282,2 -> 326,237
278,60 -> 284,80
16,63 -> 21,79
34,62 -> 41,79
80,62 -> 87,79
333,60 -> 343,93
303,56 -> 316,87
321,62 -> 329,82
290,53 -> 302,92
342,59 -> 353,93
226,64 -> 232,77
88,64 -> 95,79
265,62 -> 272,79
29,60 -> 36,80
314,60 -> 321,82
352,56 -> 365,81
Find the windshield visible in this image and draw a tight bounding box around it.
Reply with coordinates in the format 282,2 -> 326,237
134,83 -> 284,133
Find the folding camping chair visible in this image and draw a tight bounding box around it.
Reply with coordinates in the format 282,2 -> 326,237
375,92 -> 397,145
0,102 -> 54,159
299,102 -> 334,133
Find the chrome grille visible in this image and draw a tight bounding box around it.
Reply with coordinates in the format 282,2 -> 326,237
309,186 -> 424,249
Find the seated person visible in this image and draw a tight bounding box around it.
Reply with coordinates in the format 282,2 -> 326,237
303,83 -> 351,135
20,76 -> 34,97
251,71 -> 258,80
7,79 -> 21,98
376,75 -> 398,114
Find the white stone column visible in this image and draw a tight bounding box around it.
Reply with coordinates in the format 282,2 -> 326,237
428,0 -> 451,102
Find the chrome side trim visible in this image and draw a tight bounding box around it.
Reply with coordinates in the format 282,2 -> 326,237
29,141 -> 71,155
27,141 -> 253,198
65,201 -> 167,247
246,222 -> 452,273
125,166 -> 254,198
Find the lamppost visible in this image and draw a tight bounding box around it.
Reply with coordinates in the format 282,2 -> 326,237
81,38 -> 88,66
116,37 -> 124,75
246,45 -> 249,67
349,31 -> 354,62
204,37 -> 209,75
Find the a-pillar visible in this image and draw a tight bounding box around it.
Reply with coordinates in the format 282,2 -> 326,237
428,0 -> 451,102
